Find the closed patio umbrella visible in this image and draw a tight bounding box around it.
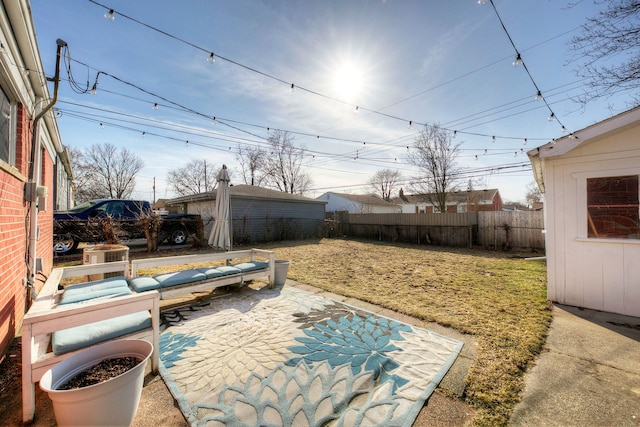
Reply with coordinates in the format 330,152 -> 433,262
208,164 -> 232,250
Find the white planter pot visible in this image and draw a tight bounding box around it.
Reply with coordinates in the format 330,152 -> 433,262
274,259 -> 291,285
39,339 -> 153,427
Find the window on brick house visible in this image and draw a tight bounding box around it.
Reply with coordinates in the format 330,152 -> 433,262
587,175 -> 640,239
0,85 -> 15,165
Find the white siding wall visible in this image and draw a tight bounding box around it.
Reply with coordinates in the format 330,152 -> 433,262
544,127 -> 640,316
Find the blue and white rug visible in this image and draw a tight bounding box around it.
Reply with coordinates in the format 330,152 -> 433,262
158,286 -> 463,427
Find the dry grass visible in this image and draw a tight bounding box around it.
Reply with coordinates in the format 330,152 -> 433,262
261,238 -> 551,426
56,238 -> 550,426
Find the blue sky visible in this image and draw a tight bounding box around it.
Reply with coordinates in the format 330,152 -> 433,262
30,0 -> 627,203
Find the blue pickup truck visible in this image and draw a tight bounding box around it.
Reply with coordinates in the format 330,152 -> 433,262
53,199 -> 202,255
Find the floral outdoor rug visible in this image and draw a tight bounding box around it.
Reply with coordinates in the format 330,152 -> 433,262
158,286 -> 463,427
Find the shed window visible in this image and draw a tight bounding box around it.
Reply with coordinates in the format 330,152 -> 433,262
587,175 -> 639,238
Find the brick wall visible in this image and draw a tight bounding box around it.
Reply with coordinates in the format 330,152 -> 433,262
0,104 -> 31,355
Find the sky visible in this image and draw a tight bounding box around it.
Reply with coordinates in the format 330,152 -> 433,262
29,0 -> 632,204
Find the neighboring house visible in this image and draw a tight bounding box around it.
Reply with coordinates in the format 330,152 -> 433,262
528,106 -> 640,317
0,3 -> 72,357
393,188 -> 503,213
316,192 -> 399,214
166,184 -> 327,243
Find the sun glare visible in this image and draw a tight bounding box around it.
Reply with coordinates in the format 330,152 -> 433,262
333,62 -> 364,101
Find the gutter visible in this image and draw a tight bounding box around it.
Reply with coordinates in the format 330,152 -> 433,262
25,39 -> 66,307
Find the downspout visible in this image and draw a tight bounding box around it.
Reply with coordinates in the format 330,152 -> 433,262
25,39 -> 66,308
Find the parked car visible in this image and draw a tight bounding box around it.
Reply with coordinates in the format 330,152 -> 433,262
53,199 -> 202,255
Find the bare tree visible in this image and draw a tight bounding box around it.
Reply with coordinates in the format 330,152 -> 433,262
71,143 -> 144,202
167,159 -> 217,196
525,181 -> 543,207
369,169 -> 402,201
68,146 -> 105,203
569,0 -> 640,105
236,144 -> 266,186
263,130 -> 312,194
407,124 -> 461,213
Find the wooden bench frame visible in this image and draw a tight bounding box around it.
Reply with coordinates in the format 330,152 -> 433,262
21,261 -> 160,424
129,248 -> 276,299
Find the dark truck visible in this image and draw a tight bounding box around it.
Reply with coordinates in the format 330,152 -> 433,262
53,199 -> 202,255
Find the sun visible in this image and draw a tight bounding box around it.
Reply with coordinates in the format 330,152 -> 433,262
332,61 -> 365,102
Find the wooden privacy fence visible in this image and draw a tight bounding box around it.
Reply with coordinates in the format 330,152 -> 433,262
477,211 -> 545,250
332,211 -> 545,250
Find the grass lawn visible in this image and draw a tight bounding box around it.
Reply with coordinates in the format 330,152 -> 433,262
262,238 -> 551,426
58,237 -> 550,426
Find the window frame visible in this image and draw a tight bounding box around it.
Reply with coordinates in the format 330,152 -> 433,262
0,84 -> 17,169
575,168 -> 640,241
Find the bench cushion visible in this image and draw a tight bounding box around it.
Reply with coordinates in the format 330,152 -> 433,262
232,261 -> 269,272
153,269 -> 207,288
214,266 -> 242,276
196,267 -> 226,279
52,311 -> 152,355
128,276 -> 161,292
59,277 -> 131,305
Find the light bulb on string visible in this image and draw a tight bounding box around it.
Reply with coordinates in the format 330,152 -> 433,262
152,103 -> 158,110
475,155 -> 478,160
561,125 -> 567,133
548,112 -> 555,121
523,138 -> 527,145
353,105 -> 359,114
514,151 -> 517,157
185,140 -> 189,147
212,117 -> 217,125
408,120 -> 413,129
207,53 -> 215,63
90,82 -> 97,95
513,53 -> 523,67
99,123 -> 104,129
452,130 -> 457,138
141,132 -> 146,138
484,149 -> 488,155
104,9 -> 115,21
491,135 -> 496,143
535,91 -> 543,101
290,83 -> 295,93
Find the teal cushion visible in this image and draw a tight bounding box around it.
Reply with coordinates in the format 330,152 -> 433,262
232,262 -> 269,272
52,311 -> 152,355
128,276 -> 161,292
196,268 -> 226,279
153,269 -> 207,288
60,277 -> 130,305
215,266 -> 242,276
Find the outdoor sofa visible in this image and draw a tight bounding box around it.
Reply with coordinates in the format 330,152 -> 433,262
21,248 -> 275,423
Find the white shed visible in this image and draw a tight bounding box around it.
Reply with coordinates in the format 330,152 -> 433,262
528,107 -> 640,317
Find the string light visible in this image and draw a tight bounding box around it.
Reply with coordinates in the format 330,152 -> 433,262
354,105 -> 359,114
408,120 -> 413,129
452,130 -> 457,138
104,9 -> 115,21
207,52 -> 215,63
535,91 -> 543,101
491,135 -> 496,143
141,131 -> 145,138
152,102 -> 158,110
523,138 -> 527,145
512,53 -> 522,67
561,125 -> 567,133
99,122 -> 104,129
548,112 -> 555,121
212,116 -> 217,125
290,83 -> 295,93
90,82 -> 97,95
